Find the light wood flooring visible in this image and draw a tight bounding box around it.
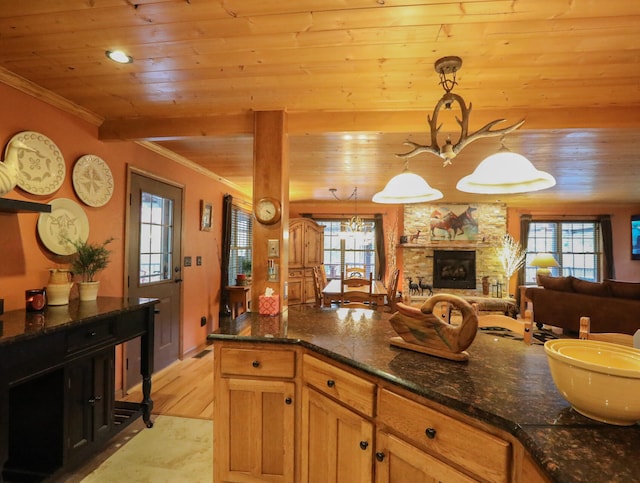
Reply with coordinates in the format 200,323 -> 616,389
51,346 -> 214,482
120,346 -> 214,420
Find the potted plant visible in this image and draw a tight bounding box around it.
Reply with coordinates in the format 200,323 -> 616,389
70,237 -> 114,301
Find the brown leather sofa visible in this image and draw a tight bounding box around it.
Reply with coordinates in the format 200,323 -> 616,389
525,276 -> 640,335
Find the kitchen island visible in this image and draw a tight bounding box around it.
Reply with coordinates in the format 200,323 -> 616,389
210,304 -> 640,483
0,297 -> 157,482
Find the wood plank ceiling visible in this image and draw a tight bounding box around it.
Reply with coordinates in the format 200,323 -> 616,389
0,0 -> 639,207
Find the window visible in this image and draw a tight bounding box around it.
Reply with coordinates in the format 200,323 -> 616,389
525,221 -> 601,284
317,219 -> 376,280
228,204 -> 253,285
139,192 -> 173,284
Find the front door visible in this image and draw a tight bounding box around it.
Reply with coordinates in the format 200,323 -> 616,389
125,171 -> 183,390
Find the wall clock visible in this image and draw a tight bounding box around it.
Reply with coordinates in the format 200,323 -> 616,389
255,197 -> 281,225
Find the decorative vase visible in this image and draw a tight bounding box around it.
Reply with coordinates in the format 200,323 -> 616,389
47,269 -> 73,305
78,281 -> 100,301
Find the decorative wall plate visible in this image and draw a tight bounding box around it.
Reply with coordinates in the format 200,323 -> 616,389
72,154 -> 114,207
37,198 -> 89,255
5,131 -> 65,195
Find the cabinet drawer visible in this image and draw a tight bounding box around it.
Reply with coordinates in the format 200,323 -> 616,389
66,319 -> 114,354
378,389 -> 511,482
288,269 -> 304,278
220,348 -> 296,378
303,354 -> 375,417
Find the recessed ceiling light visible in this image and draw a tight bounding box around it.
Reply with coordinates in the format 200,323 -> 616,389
106,50 -> 133,64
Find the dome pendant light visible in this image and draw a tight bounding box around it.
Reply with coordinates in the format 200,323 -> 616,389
372,162 -> 443,204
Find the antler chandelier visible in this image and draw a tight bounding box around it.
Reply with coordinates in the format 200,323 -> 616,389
398,56 -> 524,167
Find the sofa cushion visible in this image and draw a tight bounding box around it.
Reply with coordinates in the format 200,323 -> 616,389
605,280 -> 640,300
571,278 -> 610,297
539,275 -> 574,292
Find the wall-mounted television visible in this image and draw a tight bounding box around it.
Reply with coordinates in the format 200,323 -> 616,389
632,215 -> 640,260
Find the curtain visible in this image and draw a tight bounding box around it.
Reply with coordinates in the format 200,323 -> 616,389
219,194 -> 233,316
375,213 -> 386,281
517,215 -> 532,308
600,215 -> 615,280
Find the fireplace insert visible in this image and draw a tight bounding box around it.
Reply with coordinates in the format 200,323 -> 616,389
433,250 -> 476,289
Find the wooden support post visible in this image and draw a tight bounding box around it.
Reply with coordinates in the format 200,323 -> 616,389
252,110 -> 289,313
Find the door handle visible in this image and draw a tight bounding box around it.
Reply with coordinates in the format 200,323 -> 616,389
175,278 -> 183,283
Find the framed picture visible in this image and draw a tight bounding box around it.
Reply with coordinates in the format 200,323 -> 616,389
632,214 -> 640,260
200,200 -> 213,231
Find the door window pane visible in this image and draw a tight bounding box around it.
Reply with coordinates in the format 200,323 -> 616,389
139,192 -> 174,284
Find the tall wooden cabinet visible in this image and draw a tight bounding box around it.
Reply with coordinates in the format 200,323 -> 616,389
288,218 -> 324,305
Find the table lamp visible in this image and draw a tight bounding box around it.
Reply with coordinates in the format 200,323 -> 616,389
530,253 -> 559,285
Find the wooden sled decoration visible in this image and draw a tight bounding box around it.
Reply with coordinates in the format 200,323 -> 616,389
389,294 -> 478,361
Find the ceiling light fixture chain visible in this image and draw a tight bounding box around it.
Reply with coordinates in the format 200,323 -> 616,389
397,56 -> 525,167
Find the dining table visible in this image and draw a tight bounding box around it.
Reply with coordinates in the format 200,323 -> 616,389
322,278 -> 387,308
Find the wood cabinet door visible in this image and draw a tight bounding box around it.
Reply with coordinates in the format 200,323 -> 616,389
216,377 -> 295,482
289,220 -> 304,268
375,431 -> 476,483
65,348 -> 114,461
301,386 -> 373,483
304,222 -> 324,266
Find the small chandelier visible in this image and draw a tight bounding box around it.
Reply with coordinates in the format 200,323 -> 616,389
398,56 -> 524,167
330,187 -> 372,239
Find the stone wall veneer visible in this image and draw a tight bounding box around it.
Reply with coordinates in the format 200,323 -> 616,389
401,203 -> 508,298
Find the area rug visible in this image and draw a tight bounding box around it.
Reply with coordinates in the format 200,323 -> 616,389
81,415 -> 213,482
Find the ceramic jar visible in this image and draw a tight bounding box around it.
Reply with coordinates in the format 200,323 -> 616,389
46,269 -> 73,306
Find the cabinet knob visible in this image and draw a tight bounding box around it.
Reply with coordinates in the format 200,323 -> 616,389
285,397 -> 292,405
252,360 -> 260,368
359,441 -> 369,450
425,427 -> 437,439
375,452 -> 385,462
326,379 -> 335,388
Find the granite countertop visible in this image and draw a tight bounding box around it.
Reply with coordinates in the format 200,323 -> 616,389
0,297 -> 158,346
210,305 -> 640,483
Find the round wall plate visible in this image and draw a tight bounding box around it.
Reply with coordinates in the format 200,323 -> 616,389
72,154 -> 114,207
37,198 -> 89,255
5,131 -> 65,195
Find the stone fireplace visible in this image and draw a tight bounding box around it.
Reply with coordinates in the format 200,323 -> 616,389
400,203 -> 508,298
433,250 -> 476,289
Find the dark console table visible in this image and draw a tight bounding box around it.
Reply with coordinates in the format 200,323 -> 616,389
0,297 -> 157,482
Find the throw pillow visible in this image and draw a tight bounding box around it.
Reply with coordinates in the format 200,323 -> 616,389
539,275 -> 574,292
604,280 -> 640,300
571,278 -> 610,297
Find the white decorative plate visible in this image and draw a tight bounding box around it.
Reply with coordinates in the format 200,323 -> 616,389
72,154 -> 114,207
5,131 -> 65,195
37,198 -> 89,255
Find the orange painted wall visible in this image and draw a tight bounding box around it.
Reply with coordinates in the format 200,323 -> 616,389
0,82 -> 247,374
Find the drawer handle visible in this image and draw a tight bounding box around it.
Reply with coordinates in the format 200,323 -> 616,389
425,427 -> 437,439
375,452 -> 385,462
87,331 -> 97,338
285,397 -> 292,405
252,360 -> 260,368
359,441 -> 369,450
327,379 -> 335,388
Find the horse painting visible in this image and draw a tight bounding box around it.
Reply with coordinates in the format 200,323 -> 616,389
430,205 -> 478,240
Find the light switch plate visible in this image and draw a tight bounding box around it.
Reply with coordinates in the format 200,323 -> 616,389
268,239 -> 280,257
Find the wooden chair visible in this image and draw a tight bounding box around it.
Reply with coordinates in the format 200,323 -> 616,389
579,316 -> 635,347
474,303 -> 533,344
385,268 -> 401,313
312,265 -> 324,307
345,265 -> 367,279
341,272 -> 374,308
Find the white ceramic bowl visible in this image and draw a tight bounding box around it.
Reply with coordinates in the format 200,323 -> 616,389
544,339 -> 640,426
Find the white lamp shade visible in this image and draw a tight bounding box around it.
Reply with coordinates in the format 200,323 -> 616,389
372,171 -> 443,204
456,151 -> 556,194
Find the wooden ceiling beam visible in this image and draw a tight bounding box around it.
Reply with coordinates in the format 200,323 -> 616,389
99,106 -> 640,141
